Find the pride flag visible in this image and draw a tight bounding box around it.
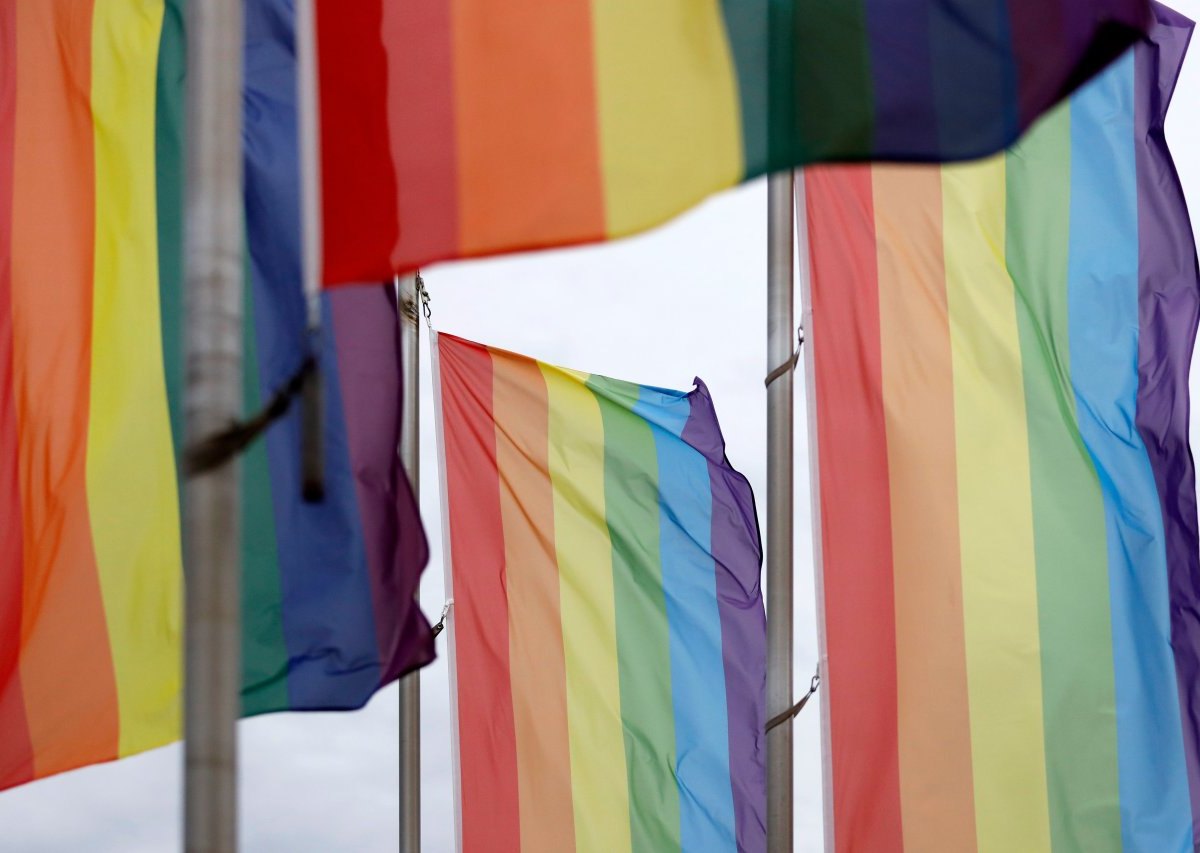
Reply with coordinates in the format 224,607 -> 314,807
0,0 -> 183,791
433,332 -> 765,852
0,0 -> 431,791
240,0 -> 433,715
806,5 -> 1200,850
314,0 -> 1150,282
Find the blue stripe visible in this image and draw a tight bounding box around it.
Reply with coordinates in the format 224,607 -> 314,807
864,0 -> 939,154
244,0 -> 382,709
1067,51 -> 1193,851
634,388 -> 737,851
928,0 -> 1018,158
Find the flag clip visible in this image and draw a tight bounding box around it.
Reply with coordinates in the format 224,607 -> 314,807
416,271 -> 432,328
431,598 -> 454,639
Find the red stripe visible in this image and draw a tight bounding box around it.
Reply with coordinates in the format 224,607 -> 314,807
316,0 -> 401,285
0,0 -> 32,790
437,335 -> 522,852
379,0 -> 458,277
807,166 -> 904,852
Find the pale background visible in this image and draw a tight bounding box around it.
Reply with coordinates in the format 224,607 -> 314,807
2,5 -> 1199,848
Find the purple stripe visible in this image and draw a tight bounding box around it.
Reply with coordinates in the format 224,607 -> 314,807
1010,0 -> 1149,136
863,0 -> 938,153
1133,4 -> 1200,843
680,379 -> 766,853
329,285 -> 434,685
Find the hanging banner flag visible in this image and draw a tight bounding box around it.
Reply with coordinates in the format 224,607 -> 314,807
0,0 -> 182,793
433,332 -> 765,853
238,0 -> 434,716
311,0 -> 1151,283
806,4 -> 1200,851
0,0 -> 432,793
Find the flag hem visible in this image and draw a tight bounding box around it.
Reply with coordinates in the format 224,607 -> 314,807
429,328 -> 465,853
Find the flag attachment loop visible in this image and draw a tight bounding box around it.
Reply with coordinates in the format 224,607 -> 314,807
417,271 -> 432,327
430,599 -> 454,639
400,271 -> 432,328
182,355 -> 316,477
299,324 -> 325,503
763,325 -> 805,388
765,667 -> 820,733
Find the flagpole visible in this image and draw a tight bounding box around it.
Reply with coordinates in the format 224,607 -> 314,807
398,273 -> 422,853
183,0 -> 244,849
766,170 -> 795,852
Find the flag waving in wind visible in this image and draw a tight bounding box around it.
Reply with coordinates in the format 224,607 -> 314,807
0,0 -> 434,792
433,332 -> 766,853
806,4 -> 1200,850
311,0 -> 1152,282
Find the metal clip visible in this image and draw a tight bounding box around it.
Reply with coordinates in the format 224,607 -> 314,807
416,271 -> 432,327
431,598 -> 454,638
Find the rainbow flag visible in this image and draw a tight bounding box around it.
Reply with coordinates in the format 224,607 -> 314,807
806,5 -> 1200,850
313,0 -> 1150,283
239,0 -> 434,716
0,0 -> 183,792
433,332 -> 765,852
0,0 -> 432,791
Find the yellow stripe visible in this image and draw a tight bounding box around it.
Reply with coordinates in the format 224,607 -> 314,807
88,0 -> 183,757
590,0 -> 743,238
541,365 -> 632,853
942,159 -> 1051,852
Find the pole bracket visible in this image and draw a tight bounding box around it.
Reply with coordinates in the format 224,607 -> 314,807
430,599 -> 454,639
182,356 -> 316,477
765,667 -> 820,733
764,325 -> 804,388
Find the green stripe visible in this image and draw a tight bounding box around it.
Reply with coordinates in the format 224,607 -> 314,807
155,0 -> 289,715
764,0 -> 796,169
717,0 -> 769,176
790,0 -> 874,162
587,375 -> 682,853
1006,105 -> 1122,850
239,248 -> 289,716
154,0 -> 184,454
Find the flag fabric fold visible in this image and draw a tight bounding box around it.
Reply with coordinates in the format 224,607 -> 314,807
433,332 -> 766,853
0,0 -> 183,792
0,0 -> 433,793
315,0 -> 1151,283
238,0 -> 433,716
806,4 -> 1200,850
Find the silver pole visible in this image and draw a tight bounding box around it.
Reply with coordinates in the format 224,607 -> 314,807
183,0 -> 244,850
398,274 -> 421,853
295,0 -> 325,502
766,170 -> 795,852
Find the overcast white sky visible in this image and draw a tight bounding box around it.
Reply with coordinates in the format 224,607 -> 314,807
3,6 -> 1200,850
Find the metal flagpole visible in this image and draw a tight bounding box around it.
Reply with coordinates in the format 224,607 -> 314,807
183,0 -> 244,849
398,273 -> 422,853
295,0 -> 325,502
766,170 -> 795,852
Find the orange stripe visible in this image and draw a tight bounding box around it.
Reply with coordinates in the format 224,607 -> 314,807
12,0 -> 118,778
491,348 -> 576,851
873,165 -> 976,850
451,0 -> 605,256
